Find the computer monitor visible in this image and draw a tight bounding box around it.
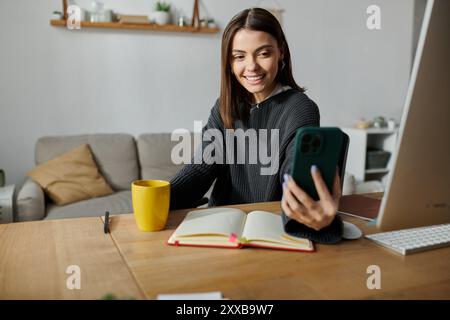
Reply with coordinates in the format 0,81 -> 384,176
376,0 -> 450,231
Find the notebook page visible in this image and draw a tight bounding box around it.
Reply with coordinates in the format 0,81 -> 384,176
241,211 -> 285,242
173,208 -> 246,237
242,211 -> 310,248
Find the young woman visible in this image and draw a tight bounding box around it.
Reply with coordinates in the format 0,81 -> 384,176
170,8 -> 343,243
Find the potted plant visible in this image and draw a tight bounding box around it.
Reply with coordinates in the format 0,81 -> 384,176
52,11 -> 63,20
151,1 -> 171,25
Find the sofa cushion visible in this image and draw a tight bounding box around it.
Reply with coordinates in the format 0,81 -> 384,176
44,190 -> 132,220
137,133 -> 198,181
35,134 -> 139,190
28,144 -> 114,205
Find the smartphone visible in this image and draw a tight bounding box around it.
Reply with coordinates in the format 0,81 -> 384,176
290,127 -> 349,201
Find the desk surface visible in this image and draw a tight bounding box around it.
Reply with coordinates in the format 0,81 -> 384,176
1,196 -> 449,299
108,199 -> 450,300
0,217 -> 145,299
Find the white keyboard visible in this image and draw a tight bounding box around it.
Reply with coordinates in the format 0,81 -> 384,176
365,223 -> 450,255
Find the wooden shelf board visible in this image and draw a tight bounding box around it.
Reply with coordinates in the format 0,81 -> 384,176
343,127 -> 398,134
365,128 -> 398,134
365,168 -> 390,174
50,19 -> 219,34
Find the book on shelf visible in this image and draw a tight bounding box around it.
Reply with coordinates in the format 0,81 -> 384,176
118,15 -> 150,24
167,208 -> 314,252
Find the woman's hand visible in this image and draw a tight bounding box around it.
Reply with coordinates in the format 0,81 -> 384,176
281,166 -> 342,231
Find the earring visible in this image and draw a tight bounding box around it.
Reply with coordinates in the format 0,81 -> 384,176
281,60 -> 286,70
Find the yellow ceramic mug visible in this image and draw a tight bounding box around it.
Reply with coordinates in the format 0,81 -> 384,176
131,180 -> 170,232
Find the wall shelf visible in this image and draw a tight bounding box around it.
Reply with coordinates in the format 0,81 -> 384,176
50,19 -> 220,34
365,168 -> 390,174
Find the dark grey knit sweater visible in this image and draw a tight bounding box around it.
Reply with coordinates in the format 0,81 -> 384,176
170,88 -> 343,243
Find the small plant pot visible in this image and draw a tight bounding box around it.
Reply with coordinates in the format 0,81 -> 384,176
152,11 -> 170,25
52,12 -> 63,20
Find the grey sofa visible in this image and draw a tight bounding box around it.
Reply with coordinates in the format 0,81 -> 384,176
16,133 -> 200,221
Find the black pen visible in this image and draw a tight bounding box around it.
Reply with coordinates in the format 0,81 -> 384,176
104,211 -> 110,234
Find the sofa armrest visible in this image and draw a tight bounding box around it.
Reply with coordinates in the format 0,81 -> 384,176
16,178 -> 46,221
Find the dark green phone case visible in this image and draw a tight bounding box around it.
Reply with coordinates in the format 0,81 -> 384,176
290,127 -> 348,201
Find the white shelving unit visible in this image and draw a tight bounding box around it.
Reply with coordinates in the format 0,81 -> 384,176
341,127 -> 398,183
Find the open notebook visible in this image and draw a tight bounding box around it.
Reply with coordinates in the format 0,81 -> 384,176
167,208 -> 314,252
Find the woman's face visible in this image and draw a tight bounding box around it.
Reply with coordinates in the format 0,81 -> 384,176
231,29 -> 283,104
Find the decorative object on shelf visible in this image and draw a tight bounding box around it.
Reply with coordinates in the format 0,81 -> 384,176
52,11 -> 63,20
256,0 -> 285,25
177,15 -> 187,27
207,18 -> 217,28
63,0 -> 68,20
199,18 -> 215,28
51,0 -> 219,33
355,118 -> 371,129
151,1 -> 171,25
387,118 -> 396,130
89,0 -> 112,22
118,15 -> 150,24
100,9 -> 112,22
191,0 -> 200,28
89,0 -> 102,22
191,0 -> 216,29
0,169 -> 4,187
373,116 -> 387,128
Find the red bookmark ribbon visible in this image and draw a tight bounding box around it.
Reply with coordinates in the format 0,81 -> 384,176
228,233 -> 238,243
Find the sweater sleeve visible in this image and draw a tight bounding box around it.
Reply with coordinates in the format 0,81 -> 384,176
279,94 -> 320,182
169,100 -> 224,210
278,95 -> 343,244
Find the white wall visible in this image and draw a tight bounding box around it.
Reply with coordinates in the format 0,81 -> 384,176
0,0 -> 415,186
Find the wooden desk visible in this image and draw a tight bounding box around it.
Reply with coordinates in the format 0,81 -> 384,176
0,217 -> 145,299
107,200 -> 450,300
1,198 -> 449,299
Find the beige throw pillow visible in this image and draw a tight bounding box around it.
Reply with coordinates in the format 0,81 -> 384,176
27,144 -> 114,205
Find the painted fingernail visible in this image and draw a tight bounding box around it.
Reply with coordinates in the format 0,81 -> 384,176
283,173 -> 289,183
282,182 -> 287,189
311,165 -> 317,173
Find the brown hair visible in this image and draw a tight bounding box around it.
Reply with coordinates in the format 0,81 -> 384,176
219,8 -> 304,129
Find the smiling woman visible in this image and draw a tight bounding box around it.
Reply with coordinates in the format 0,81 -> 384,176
169,8 -> 344,244
231,31 -> 281,103
219,8 -> 304,129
